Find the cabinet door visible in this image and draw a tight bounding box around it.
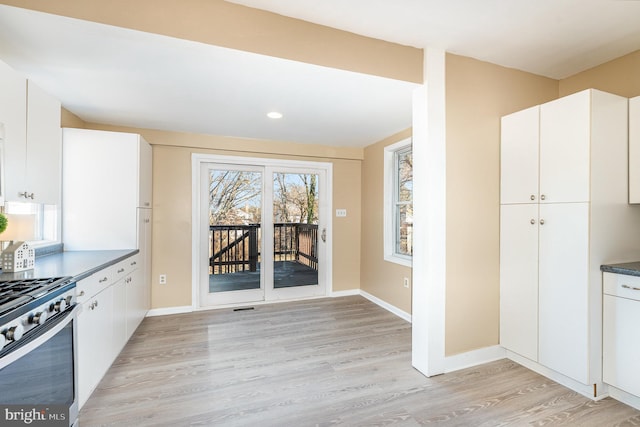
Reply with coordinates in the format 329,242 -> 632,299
137,208 -> 152,309
538,203 -> 590,384
25,81 -> 61,205
630,97 -> 640,204
139,138 -> 152,208
500,106 -> 539,204
500,204 -> 539,361
112,278 -> 128,356
539,90 -> 591,203
126,267 -> 146,339
77,285 -> 114,409
63,129 -> 138,250
603,294 -> 640,396
0,60 -> 27,203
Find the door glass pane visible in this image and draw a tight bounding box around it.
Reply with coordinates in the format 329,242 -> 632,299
272,173 -> 319,288
208,169 -> 262,293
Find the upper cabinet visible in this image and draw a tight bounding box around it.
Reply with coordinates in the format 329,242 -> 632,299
62,128 -> 152,250
500,105 -> 539,204
0,60 -> 61,205
630,96 -> 640,204
539,90 -> 591,204
500,91 -> 594,205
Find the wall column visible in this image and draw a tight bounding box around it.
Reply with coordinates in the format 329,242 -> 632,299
412,47 -> 446,376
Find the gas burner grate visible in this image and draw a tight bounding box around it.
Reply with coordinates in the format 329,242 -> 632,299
0,277 -> 70,311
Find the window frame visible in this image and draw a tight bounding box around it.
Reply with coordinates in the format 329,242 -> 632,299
383,137 -> 412,267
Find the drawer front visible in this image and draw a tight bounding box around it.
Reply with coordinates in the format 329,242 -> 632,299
77,264 -> 117,303
603,272 -> 640,301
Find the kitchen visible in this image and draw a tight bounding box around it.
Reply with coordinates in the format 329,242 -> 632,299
1,1 -> 640,425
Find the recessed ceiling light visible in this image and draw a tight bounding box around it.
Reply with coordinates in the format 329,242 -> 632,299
267,111 -> 283,119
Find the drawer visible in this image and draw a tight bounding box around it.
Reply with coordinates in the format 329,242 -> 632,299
77,264 -> 117,303
603,272 -> 640,301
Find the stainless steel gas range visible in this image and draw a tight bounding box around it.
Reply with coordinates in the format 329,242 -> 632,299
0,277 -> 78,427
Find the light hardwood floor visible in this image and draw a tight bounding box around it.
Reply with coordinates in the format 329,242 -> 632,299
79,296 -> 640,426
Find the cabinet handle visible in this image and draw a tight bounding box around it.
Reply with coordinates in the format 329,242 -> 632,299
131,261 -> 137,266
530,219 -> 536,225
622,284 -> 640,291
540,194 -> 546,201
117,268 -> 125,273
540,219 -> 545,225
99,277 -> 108,283
78,290 -> 85,297
530,195 -> 536,201
145,219 -> 150,223
19,191 -> 34,199
144,202 -> 150,207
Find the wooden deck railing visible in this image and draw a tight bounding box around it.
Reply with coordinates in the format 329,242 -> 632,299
209,223 -> 318,274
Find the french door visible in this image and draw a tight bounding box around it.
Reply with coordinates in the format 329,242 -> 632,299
195,156 -> 330,307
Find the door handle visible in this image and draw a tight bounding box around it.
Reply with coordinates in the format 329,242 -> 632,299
321,228 -> 326,243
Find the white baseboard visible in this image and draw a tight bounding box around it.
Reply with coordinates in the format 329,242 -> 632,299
505,350 -> 606,400
359,290 -> 412,323
330,289 -> 360,297
445,345 -> 506,373
608,386 -> 640,411
146,305 -> 193,317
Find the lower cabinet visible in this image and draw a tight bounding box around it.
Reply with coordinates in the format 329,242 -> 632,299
76,254 -> 147,409
603,273 -> 640,398
77,285 -> 114,409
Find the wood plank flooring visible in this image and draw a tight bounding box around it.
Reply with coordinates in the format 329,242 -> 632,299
79,296 -> 640,426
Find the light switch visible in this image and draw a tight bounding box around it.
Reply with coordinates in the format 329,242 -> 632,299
336,209 -> 347,217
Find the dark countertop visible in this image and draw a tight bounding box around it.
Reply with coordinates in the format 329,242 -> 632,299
601,261 -> 640,277
0,249 -> 138,282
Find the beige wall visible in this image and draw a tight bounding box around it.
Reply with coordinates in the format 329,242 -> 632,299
559,50 -> 640,98
360,129 -> 413,314
70,123 -> 362,309
444,54 -> 558,356
4,0 -> 422,83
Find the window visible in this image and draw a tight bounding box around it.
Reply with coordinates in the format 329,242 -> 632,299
4,201 -> 60,247
384,138 -> 412,266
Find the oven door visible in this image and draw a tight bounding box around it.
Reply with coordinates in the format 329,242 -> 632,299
0,305 -> 79,427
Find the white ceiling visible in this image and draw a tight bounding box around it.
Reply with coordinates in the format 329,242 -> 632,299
228,0 -> 640,80
1,2 -> 640,148
0,5 -> 418,148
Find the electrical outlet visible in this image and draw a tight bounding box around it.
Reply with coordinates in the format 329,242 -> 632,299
403,277 -> 410,288
159,274 -> 167,285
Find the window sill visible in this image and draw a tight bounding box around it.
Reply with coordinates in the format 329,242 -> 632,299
384,254 -> 412,268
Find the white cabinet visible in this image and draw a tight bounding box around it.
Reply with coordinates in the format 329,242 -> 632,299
630,96 -> 640,203
603,272 -> 640,399
77,283 -> 114,409
0,60 -> 61,205
500,106 -> 539,204
499,203 -> 538,361
76,255 -> 140,408
0,60 -> 27,205
62,128 -> 152,250
500,89 -> 640,395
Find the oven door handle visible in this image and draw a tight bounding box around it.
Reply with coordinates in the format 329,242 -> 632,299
0,305 -> 79,370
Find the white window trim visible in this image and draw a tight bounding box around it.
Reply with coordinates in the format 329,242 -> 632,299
384,137 -> 412,267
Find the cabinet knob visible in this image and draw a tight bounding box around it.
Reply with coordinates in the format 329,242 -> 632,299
540,194 -> 546,201
117,268 -> 125,273
530,219 -> 536,225
530,195 -> 536,201
99,277 -> 108,283
540,219 -> 545,225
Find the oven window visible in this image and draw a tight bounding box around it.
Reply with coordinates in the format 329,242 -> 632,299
0,321 -> 74,405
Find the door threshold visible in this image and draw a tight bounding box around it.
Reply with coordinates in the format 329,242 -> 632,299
194,294 -> 329,312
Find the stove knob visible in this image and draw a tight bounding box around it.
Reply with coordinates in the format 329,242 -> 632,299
65,295 -> 74,306
55,298 -> 67,313
29,310 -> 48,325
5,324 -> 24,342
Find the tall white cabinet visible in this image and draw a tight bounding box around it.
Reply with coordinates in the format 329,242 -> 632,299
500,89 -> 640,398
62,128 -> 152,328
